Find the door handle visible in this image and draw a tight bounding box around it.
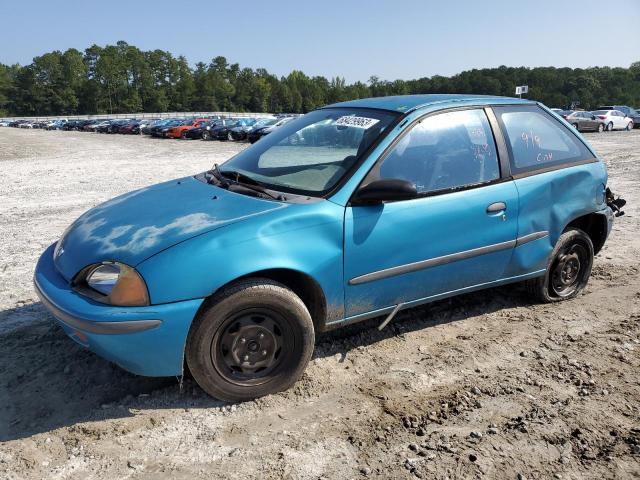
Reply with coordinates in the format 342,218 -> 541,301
486,202 -> 507,213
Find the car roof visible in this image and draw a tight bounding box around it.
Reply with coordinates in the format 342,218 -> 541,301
323,94 -> 534,113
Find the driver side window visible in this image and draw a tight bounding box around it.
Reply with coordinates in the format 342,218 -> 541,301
378,109 -> 500,194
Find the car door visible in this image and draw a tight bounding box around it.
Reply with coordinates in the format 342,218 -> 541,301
613,110 -> 624,129
493,104 -> 600,276
343,108 -> 519,319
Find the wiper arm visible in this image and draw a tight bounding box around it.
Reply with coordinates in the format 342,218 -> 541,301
206,163 -> 229,187
210,165 -> 283,201
218,169 -> 261,186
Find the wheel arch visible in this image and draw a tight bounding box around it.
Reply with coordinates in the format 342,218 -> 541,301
196,268 -> 329,333
564,211 -> 608,254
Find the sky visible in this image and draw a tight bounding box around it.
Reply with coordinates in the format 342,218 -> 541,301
1,0 -> 638,82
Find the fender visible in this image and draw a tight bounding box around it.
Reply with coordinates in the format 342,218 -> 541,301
137,199 -> 346,323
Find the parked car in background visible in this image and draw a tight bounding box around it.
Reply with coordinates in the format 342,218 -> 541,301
116,120 -> 141,134
95,120 -> 116,134
205,118 -> 240,140
145,119 -> 180,137
551,109 -> 573,118
213,118 -> 256,140
137,119 -> 160,134
563,111 -> 605,132
85,120 -> 109,132
247,116 -> 296,143
598,105 -> 640,128
151,119 -> 191,138
230,117 -> 274,141
592,109 -> 634,131
34,94 -> 625,402
46,119 -> 68,130
167,119 -> 209,139
183,119 -> 221,140
0,120 -> 11,127
107,119 -> 134,134
141,119 -> 167,135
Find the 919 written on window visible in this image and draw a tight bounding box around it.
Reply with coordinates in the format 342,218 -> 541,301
495,106 -> 594,175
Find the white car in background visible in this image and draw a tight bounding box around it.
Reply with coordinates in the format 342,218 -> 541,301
592,109 -> 634,131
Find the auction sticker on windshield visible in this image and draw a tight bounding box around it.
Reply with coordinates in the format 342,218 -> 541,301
334,116 -> 380,129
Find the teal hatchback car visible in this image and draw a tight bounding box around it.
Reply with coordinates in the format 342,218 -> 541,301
35,94 -> 624,401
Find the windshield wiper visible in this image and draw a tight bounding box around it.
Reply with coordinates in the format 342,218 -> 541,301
209,164 -> 283,201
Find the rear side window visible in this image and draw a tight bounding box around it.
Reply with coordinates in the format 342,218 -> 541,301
494,106 -> 594,175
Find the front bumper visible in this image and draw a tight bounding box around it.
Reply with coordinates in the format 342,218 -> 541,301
34,243 -> 203,376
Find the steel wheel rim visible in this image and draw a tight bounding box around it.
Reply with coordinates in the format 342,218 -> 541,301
550,243 -> 588,297
211,308 -> 290,386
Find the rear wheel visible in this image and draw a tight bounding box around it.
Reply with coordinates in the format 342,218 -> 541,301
572,123 -> 579,130
186,278 -> 315,402
607,122 -> 614,131
626,122 -> 634,131
526,229 -> 593,303
201,130 -> 210,140
181,131 -> 188,139
227,132 -> 234,141
597,123 -> 604,133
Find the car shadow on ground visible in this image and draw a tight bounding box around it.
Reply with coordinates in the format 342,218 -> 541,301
0,283 -> 532,442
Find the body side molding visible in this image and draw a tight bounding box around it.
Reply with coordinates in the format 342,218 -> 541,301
349,231 -> 549,286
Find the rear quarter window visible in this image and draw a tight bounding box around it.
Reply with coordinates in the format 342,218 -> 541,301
494,105 -> 595,175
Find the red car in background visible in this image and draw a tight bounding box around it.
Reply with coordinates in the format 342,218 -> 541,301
167,119 -> 209,139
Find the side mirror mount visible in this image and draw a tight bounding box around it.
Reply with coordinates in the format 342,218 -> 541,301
352,178 -> 418,205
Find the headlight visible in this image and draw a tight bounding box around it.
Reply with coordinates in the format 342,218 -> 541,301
81,262 -> 149,306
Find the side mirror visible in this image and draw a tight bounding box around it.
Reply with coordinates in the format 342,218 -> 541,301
352,178 -> 418,205
591,115 -> 596,120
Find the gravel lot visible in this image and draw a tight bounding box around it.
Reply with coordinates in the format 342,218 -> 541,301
1,128 -> 639,479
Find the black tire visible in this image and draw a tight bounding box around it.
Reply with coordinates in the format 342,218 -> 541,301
186,278 -> 315,402
525,228 -> 594,303
572,123 -> 579,130
227,131 -> 233,141
201,130 -> 210,140
597,123 -> 604,133
606,122 -> 613,131
181,131 -> 188,139
626,122 -> 634,131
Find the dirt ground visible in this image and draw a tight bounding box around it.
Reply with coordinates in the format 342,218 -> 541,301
0,127 -> 638,480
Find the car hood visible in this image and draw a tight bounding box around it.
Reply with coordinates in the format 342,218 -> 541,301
53,175 -> 285,281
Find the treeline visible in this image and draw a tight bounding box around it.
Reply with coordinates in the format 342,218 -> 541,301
0,41 -> 639,117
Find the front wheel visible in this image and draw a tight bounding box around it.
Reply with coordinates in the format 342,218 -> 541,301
626,122 -> 634,131
201,130 -> 210,140
572,123 -> 579,130
597,123 -> 604,133
186,278 -> 315,402
526,229 -> 593,303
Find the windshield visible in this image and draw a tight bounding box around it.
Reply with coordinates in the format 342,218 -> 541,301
220,108 -> 399,195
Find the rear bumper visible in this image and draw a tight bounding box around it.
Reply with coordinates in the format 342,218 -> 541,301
34,243 -> 203,376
